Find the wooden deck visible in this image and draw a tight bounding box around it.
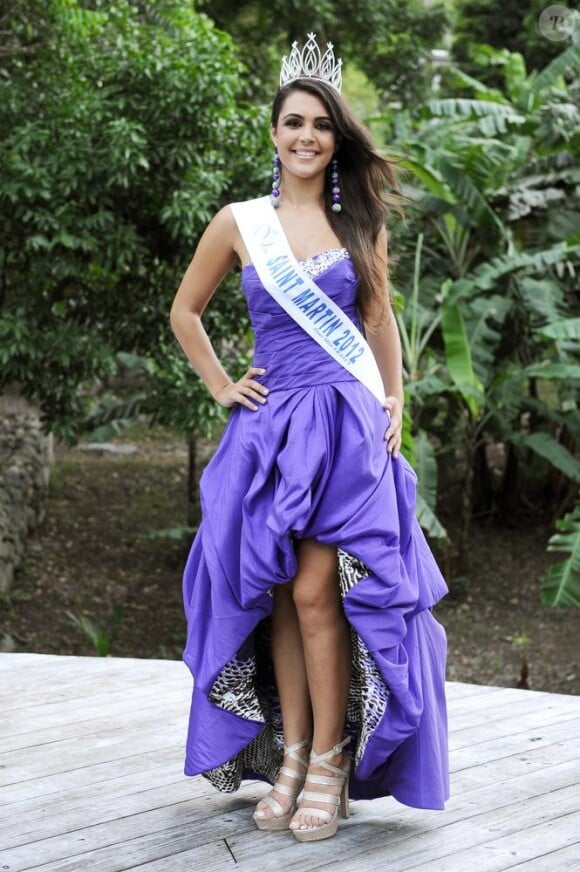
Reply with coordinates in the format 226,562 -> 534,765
0,653 -> 578,871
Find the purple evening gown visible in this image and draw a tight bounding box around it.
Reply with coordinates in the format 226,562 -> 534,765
181,248 -> 449,810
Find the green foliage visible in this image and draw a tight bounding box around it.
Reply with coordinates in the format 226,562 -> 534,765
66,605 -> 125,656
516,433 -> 580,484
542,504 -> 580,607
198,0 -> 449,104
440,281 -> 484,420
387,41 -> 579,573
451,0 -> 565,86
2,2 -> 578,601
414,430 -> 448,542
0,0 -> 267,440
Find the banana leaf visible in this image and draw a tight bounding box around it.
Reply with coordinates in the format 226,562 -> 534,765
539,318 -> 580,341
541,504 -> 580,608
427,98 -> 525,125
517,432 -> 580,483
531,44 -> 580,95
414,430 -> 438,513
416,493 -> 448,543
440,281 -> 485,419
523,362 -> 580,380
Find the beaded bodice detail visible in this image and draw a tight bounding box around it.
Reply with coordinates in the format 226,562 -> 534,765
244,247 -> 350,280
299,247 -> 350,279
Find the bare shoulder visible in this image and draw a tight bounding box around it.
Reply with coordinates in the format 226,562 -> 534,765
203,204 -> 237,246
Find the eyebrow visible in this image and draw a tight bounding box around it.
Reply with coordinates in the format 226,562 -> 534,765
282,112 -> 333,122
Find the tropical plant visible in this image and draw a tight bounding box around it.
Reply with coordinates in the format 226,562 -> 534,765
386,43 -> 580,581
451,0 -> 566,87
541,503 -> 580,607
66,605 -> 125,656
395,234 -> 448,543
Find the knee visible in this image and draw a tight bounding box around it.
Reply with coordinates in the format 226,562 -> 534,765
292,575 -> 341,628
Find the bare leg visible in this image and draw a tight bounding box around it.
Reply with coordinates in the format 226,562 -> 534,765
254,582 -> 312,820
289,539 -> 352,830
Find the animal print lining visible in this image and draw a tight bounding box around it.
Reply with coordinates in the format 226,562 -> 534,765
204,547 -> 390,792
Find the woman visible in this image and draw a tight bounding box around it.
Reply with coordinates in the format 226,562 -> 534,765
170,34 -> 449,843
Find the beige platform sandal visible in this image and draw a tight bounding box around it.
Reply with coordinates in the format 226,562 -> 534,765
253,737 -> 311,831
290,737 -> 351,842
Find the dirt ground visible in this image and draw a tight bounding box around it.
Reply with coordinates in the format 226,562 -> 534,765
1,427 -> 578,696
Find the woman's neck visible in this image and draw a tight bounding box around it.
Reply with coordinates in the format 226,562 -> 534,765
278,174 -> 325,210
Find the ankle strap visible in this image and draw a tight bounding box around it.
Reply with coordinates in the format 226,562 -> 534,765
283,737 -> 312,757
310,736 -> 350,765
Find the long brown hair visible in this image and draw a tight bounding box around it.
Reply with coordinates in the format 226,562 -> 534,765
271,79 -> 402,327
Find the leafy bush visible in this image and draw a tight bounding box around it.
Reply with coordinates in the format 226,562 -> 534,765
0,0 -> 268,440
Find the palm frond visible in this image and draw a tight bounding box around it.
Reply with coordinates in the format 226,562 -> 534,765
427,98 -> 524,123
523,362 -> 580,380
539,317 -> 580,342
518,432 -> 580,483
414,430 -> 438,513
518,277 -> 567,327
400,158 -> 455,203
416,493 -> 448,542
541,503 -> 580,608
442,66 -> 506,101
438,160 -> 506,233
450,243 -> 580,299
531,44 -> 580,96
440,282 -> 485,419
464,295 -> 510,382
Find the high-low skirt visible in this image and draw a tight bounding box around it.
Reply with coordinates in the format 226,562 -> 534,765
181,378 -> 449,810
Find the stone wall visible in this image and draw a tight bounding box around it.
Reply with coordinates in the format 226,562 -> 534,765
0,394 -> 53,595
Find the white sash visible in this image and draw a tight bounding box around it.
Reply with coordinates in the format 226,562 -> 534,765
230,196 -> 386,405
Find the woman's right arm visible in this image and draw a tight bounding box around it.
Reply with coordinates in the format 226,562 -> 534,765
169,205 -> 268,412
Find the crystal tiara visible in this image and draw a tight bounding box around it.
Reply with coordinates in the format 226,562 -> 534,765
280,32 -> 343,92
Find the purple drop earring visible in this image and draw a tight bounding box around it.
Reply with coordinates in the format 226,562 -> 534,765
331,158 -> 342,213
271,149 -> 281,208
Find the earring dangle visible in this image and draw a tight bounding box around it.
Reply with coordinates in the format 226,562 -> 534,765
271,149 -> 281,208
330,158 -> 342,213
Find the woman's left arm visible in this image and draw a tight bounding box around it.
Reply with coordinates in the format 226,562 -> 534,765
367,310 -> 404,457
365,227 -> 404,457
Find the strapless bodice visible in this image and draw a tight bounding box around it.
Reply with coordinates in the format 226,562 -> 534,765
241,251 -> 362,391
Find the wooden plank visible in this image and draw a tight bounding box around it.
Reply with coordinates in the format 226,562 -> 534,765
1,690 -> 190,750
450,703 -> 580,752
2,731 -> 577,851
0,652 -> 178,686
0,789 -> 261,871
506,843 -> 580,871
445,681 -> 504,699
2,721 -> 186,785
356,810 -> 580,872
451,717 -> 580,772
2,744 -> 578,852
450,691 -> 580,743
451,726 -> 580,770
225,785 -> 579,871
1,653 -> 578,872
0,659 -> 188,715
11,835 -> 238,872
0,746 -> 184,804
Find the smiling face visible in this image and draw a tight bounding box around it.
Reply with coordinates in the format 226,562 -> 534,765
271,88 -> 337,181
